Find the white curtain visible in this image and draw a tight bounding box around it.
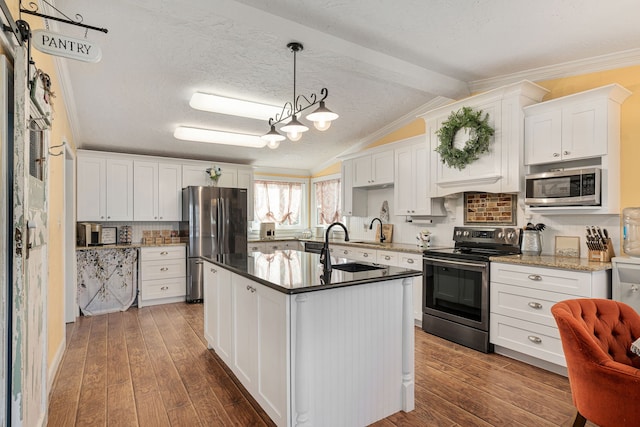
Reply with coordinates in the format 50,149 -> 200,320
315,178 -> 341,225
254,180 -> 302,225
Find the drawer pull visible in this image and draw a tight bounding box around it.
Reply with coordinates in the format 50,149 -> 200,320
160,251 -> 169,255
364,253 -> 369,258
343,250 -> 348,255
407,259 -> 415,264
160,267 -> 168,271
246,285 -> 256,293
384,255 -> 391,260
528,302 -> 543,309
527,274 -> 542,281
210,268 -> 217,273
528,335 -> 542,344
161,286 -> 169,291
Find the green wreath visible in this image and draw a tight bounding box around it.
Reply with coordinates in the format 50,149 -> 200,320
435,106 -> 494,170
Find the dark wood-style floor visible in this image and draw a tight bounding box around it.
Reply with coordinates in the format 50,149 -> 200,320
47,302 -> 595,426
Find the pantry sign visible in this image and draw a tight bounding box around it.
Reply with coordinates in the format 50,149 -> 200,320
32,29 -> 102,63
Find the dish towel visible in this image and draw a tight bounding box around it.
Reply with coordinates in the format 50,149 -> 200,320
631,338 -> 640,356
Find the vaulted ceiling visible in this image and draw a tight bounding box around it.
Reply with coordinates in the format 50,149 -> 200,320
47,0 -> 640,173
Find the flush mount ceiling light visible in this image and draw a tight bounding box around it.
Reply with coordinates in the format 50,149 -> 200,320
261,42 -> 339,149
189,93 -> 282,121
174,126 -> 267,148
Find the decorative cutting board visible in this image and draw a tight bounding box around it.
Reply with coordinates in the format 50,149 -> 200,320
375,224 -> 393,243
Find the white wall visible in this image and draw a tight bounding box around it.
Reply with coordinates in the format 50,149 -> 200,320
342,187 -> 622,257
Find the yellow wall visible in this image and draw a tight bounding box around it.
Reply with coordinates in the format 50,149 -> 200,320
365,118 -> 426,149
18,8 -> 77,369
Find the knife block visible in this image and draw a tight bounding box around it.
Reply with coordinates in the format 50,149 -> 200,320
588,238 -> 615,262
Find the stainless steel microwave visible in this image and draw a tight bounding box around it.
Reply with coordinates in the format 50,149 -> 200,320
524,168 -> 601,207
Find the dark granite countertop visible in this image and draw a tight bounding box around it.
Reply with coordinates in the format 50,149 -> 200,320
203,249 -> 421,294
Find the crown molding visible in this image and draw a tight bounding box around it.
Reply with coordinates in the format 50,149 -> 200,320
469,48 -> 640,94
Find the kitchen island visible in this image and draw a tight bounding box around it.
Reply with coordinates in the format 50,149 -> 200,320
202,249 -> 420,426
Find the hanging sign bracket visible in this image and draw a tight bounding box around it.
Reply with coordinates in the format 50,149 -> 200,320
20,0 -> 108,34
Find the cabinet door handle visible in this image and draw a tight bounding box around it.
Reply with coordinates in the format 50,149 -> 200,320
246,285 -> 256,293
160,251 -> 169,255
552,153 -> 560,157
210,268 -> 216,273
528,335 -> 542,344
528,302 -> 543,309
195,261 -> 203,265
563,150 -> 570,155
407,259 -> 415,264
527,274 -> 542,281
160,267 -> 168,271
384,255 -> 391,260
161,286 -> 169,291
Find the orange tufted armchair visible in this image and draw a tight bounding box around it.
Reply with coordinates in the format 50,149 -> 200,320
552,299 -> 640,427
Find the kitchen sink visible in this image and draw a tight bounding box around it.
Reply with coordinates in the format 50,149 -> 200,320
332,262 -> 386,272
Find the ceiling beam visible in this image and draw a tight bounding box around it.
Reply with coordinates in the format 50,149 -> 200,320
215,0 -> 470,99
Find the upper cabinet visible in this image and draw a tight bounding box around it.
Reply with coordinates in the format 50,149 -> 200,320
524,84 -> 631,165
524,84 -> 631,215
341,159 -> 366,217
420,80 -> 549,197
78,152 -> 134,221
393,136 -> 445,217
133,160 -> 182,221
78,150 -> 254,222
352,149 -> 394,187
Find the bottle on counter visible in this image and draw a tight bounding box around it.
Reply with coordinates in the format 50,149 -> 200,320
623,207 -> 640,257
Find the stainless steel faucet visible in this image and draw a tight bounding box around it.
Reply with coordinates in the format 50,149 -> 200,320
320,222 -> 350,275
369,217 -> 385,243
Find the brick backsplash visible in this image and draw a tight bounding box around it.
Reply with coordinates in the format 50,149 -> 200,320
464,192 -> 516,225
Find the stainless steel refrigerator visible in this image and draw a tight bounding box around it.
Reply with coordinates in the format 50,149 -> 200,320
181,186 -> 248,302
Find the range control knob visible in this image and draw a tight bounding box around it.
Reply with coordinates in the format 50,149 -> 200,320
463,231 -> 470,237
497,231 -> 504,239
455,230 -> 462,237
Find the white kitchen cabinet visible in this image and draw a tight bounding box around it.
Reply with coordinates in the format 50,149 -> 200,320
133,161 -> 182,221
203,261 -> 234,366
340,159 -> 366,216
394,140 -> 445,217
248,242 -> 267,253
420,81 -> 548,197
139,246 -> 186,307
490,262 -> 609,369
77,154 -> 106,221
77,152 -> 133,221
524,84 -> 631,165
237,168 -> 254,220
231,274 -> 288,426
352,149 -> 394,187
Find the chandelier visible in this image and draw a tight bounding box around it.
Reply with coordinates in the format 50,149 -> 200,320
261,42 -> 339,149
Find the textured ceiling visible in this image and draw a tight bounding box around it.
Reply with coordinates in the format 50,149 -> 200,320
48,0 -> 640,173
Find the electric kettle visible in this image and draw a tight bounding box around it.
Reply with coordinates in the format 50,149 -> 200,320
521,230 -> 542,256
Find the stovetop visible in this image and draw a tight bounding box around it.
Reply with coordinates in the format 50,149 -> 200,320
423,226 -> 522,262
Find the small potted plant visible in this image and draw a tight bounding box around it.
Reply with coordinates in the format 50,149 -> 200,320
206,165 -> 222,185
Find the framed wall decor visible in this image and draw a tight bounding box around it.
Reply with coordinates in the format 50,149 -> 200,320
463,192 -> 517,225
555,236 -> 580,258
101,227 -> 117,245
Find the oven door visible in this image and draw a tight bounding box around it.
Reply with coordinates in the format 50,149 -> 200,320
423,256 -> 489,331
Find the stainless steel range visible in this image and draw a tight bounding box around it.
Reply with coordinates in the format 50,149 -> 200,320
422,226 -> 521,353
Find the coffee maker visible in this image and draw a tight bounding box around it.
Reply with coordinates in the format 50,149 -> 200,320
77,222 -> 103,246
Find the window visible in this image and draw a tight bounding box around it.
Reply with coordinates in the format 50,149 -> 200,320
254,178 -> 307,228
29,118 -> 44,180
312,176 -> 342,225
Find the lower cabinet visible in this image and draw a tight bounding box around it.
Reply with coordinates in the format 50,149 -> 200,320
139,246 -> 186,307
376,250 -> 424,323
203,261 -> 288,426
490,262 -> 609,367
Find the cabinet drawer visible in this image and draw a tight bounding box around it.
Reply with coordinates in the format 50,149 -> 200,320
351,248 -> 377,262
140,245 -> 185,261
141,278 -> 185,300
376,250 -> 398,266
490,313 -> 566,366
248,242 -> 266,252
491,282 -> 571,328
329,245 -> 352,259
398,253 -> 422,270
141,259 -> 186,280
491,262 -> 592,297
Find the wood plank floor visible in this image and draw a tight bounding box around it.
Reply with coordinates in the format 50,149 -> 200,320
47,302 -> 595,426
